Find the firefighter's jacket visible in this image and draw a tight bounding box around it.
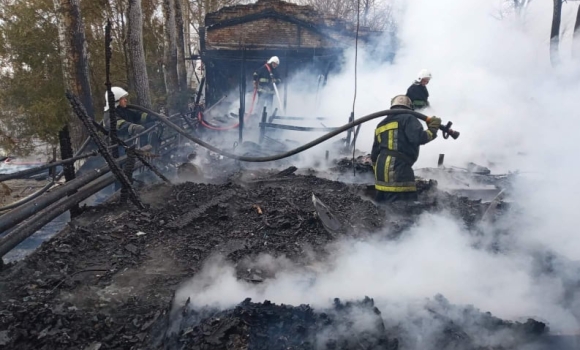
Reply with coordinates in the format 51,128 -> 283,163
253,64 -> 281,94
406,82 -> 429,110
103,107 -> 149,133
370,109 -> 436,193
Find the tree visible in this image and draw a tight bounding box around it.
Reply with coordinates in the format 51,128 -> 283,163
163,0 -> 179,113
573,4 -> 580,59
127,0 -> 152,109
52,0 -> 93,218
0,0 -> 169,156
187,0 -> 243,35
175,0 -> 188,93
295,0 -> 396,32
513,0 -> 533,16
495,0 -> 533,19
0,0 -> 70,155
550,0 -> 563,66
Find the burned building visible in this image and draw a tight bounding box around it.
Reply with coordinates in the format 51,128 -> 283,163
199,0 -> 392,107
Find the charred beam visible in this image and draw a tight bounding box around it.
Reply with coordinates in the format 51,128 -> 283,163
91,120 -> 171,184
0,151 -> 139,235
0,151 -> 98,183
58,125 -> 80,217
259,123 -> 339,132
0,159 -> 146,259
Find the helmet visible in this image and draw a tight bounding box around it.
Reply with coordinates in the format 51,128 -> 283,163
390,95 -> 412,109
416,69 -> 432,82
267,56 -> 280,65
104,87 -> 129,111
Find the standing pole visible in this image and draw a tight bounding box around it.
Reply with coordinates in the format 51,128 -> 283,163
283,50 -> 288,113
345,111 -> 354,146
238,46 -> 246,143
105,20 -> 119,158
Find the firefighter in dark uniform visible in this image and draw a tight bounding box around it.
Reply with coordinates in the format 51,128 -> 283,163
371,95 -> 441,203
103,87 -> 153,146
406,69 -> 432,111
253,56 -> 281,111
104,87 -> 152,137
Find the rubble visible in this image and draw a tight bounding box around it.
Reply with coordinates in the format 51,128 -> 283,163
162,297 -> 395,350
157,295 -> 548,350
0,169 -> 563,349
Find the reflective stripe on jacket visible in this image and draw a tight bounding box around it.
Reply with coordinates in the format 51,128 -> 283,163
103,107 -> 149,131
370,110 -> 435,193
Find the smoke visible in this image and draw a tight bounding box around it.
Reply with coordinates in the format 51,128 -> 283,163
273,0 -> 580,270
175,211 -> 577,327
175,0 -> 580,341
260,0 -> 580,172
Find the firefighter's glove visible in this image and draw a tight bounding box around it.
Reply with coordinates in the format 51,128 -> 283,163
128,123 -> 145,135
427,116 -> 442,133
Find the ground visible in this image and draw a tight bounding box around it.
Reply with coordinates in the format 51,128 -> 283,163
0,179 -> 50,208
0,167 -> 551,350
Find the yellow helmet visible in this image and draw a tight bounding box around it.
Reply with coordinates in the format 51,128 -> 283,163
390,95 -> 412,109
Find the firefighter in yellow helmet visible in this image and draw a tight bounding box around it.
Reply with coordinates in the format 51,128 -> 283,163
370,95 -> 441,203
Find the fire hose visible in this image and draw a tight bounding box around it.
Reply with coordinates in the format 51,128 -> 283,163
197,88 -> 258,131
130,104 -> 460,162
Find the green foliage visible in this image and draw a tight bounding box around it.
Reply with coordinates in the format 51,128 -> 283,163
0,0 -> 67,155
0,0 -> 169,155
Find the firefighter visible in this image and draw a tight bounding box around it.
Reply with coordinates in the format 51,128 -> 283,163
253,56 -> 281,111
406,69 -> 432,111
103,87 -> 152,140
370,95 -> 441,203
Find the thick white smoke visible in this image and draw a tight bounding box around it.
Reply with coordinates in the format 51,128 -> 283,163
177,0 -> 580,339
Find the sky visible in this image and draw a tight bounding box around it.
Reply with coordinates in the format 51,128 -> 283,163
175,0 -> 580,343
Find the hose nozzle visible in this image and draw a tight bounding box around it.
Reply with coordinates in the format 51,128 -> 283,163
441,121 -> 460,140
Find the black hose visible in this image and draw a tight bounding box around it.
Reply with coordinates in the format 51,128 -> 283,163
129,104 -> 460,163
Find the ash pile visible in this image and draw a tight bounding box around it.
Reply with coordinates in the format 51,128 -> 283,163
0,166 -> 574,350
162,297 -> 394,350
160,295 -> 547,350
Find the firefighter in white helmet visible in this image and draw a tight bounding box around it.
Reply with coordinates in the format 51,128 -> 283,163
253,56 -> 281,111
103,87 -> 152,137
406,69 -> 432,111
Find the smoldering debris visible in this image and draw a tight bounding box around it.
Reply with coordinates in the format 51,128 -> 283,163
389,294 -> 548,350
162,297 -> 394,350
159,295 -> 548,350
0,170 -> 574,350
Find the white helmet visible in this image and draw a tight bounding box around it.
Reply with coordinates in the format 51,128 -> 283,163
267,56 -> 280,65
104,87 -> 129,111
416,69 -> 432,82
391,95 -> 412,109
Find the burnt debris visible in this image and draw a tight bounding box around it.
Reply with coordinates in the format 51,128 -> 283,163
163,297 -> 394,350
0,170 -> 568,350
